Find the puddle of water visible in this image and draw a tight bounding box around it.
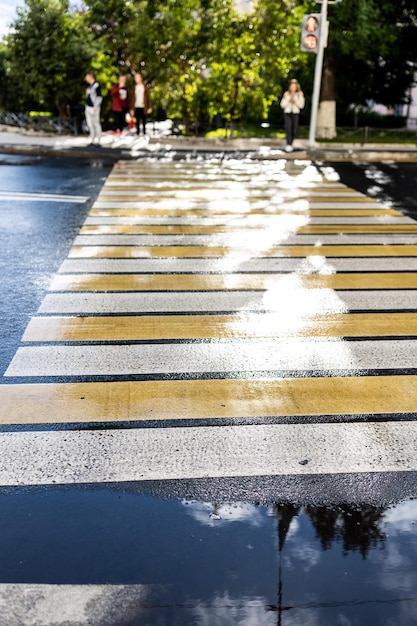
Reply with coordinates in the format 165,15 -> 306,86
1,486 -> 416,624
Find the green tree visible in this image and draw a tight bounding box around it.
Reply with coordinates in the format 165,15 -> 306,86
126,0 -> 217,131
84,0 -> 135,72
311,0 -> 417,137
202,4 -> 261,135
0,44 -> 14,110
6,0 -> 97,116
126,0 -> 311,134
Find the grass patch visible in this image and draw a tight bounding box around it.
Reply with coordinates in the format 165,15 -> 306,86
205,124 -> 417,144
29,111 -> 53,118
205,125 -> 285,139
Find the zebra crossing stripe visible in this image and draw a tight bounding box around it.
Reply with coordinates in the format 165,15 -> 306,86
48,272 -> 417,291
0,421 -> 416,486
21,312 -> 417,342
1,376 -> 417,425
67,244 -> 417,259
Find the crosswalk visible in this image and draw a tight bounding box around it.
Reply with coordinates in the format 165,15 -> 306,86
1,157 -> 417,489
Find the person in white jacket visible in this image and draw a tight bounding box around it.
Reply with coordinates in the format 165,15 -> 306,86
85,72 -> 103,147
280,79 -> 305,152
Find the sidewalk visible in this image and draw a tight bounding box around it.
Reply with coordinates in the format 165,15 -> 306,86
2,124 -> 417,161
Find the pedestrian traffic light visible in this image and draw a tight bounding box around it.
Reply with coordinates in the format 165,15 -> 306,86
301,13 -> 321,53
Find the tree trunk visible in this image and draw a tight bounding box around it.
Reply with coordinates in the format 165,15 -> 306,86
181,84 -> 190,133
229,61 -> 243,139
316,55 -> 337,139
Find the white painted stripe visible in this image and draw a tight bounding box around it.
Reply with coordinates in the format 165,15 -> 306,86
0,422 -> 416,486
83,216 -> 403,227
36,290 -> 417,314
0,584 -> 152,625
73,234 -> 417,246
0,191 -> 89,203
108,177 -> 346,187
98,190 -> 276,198
85,213 -> 415,228
5,339 -> 417,377
38,290 -> 348,314
92,201 -> 384,210
84,216 -> 280,226
58,257 -> 417,273
103,185 -> 367,197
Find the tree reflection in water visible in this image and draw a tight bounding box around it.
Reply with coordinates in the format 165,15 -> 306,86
305,504 -> 386,558
266,502 -> 387,624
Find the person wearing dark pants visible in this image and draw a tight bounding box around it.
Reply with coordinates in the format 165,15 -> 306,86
110,75 -> 129,136
131,73 -> 152,136
280,79 -> 305,152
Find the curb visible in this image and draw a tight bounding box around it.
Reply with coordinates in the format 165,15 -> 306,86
2,136 -> 417,162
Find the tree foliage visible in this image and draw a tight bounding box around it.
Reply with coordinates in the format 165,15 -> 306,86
5,0 -> 97,116
3,0 -> 417,131
124,0 -> 309,131
323,0 -> 417,107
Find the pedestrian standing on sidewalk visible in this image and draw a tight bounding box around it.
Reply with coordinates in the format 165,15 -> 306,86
85,72 -> 102,147
110,75 -> 129,136
131,73 -> 152,136
280,79 -> 305,152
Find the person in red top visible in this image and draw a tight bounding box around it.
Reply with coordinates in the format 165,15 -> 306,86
110,75 -> 129,136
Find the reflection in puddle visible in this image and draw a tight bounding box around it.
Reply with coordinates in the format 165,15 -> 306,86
1,488 -> 417,624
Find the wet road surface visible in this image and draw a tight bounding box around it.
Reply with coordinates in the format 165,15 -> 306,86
1,155 -> 417,624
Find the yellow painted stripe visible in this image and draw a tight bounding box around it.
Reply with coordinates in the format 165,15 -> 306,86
89,207 -> 400,217
96,190 -> 371,197
307,208 -> 401,216
1,376 -> 417,424
79,218 -> 405,236
298,224 -> 417,234
22,312 -> 417,342
50,272 -> 417,291
97,194 -> 283,203
68,245 -> 417,259
264,196 -> 376,203
103,181 -> 366,193
89,207 -> 399,217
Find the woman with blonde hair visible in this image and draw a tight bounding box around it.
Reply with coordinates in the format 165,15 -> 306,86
280,79 -> 305,152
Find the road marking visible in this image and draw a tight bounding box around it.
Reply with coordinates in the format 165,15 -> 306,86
77,221 -> 414,235
1,376 -> 417,425
3,160 -> 417,489
36,289 -> 417,314
87,207 -> 401,218
67,244 -> 417,259
21,312 -> 417,342
71,233 -> 417,246
5,339 -> 417,377
0,584 -> 152,625
49,272 -> 417,291
92,201 -> 387,210
0,191 -> 89,203
59,257 -> 417,272
0,421 -> 416,486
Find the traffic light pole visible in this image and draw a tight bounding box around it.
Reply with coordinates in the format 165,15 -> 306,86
308,0 -> 328,148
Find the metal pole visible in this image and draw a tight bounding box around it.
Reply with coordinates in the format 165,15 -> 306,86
308,0 -> 328,148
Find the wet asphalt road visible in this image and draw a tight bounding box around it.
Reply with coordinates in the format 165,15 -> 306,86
1,154 -> 417,625
323,161 -> 417,219
0,155 -> 113,376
